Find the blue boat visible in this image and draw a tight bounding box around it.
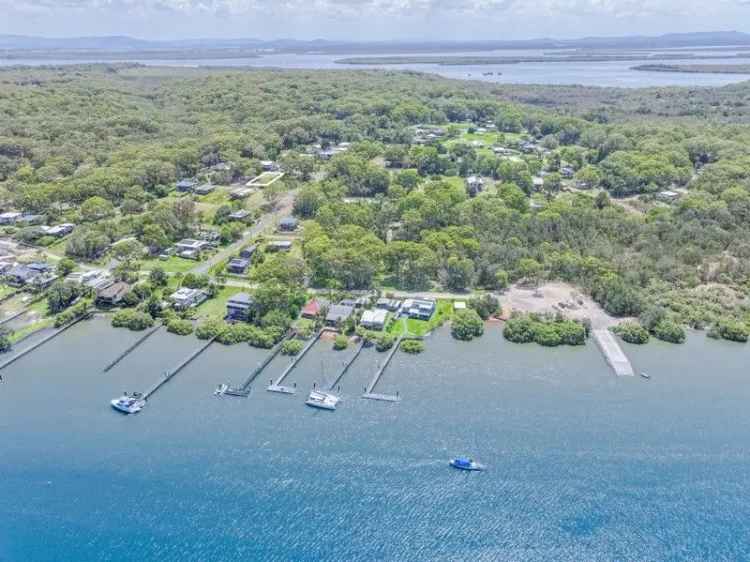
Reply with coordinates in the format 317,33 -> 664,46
449,457 -> 485,471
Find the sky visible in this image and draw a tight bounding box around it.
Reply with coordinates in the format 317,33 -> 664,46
1,0 -> 750,41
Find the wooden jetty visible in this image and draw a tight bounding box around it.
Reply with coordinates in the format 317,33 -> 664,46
593,329 -> 634,376
141,337 -> 216,401
362,335 -> 404,402
103,324 -> 163,373
223,334 -> 292,397
267,329 -> 325,394
0,314 -> 90,372
323,339 -> 366,392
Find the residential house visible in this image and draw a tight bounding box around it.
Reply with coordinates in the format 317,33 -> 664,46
267,240 -> 292,252
228,209 -> 251,222
169,287 -> 208,310
325,304 -> 355,327
96,281 -> 130,307
376,298 -> 402,312
239,245 -> 257,260
466,176 -> 485,197
278,217 -> 298,232
656,190 -> 681,203
226,292 -> 256,321
176,179 -> 198,192
260,160 -> 279,172
227,257 -> 250,275
301,299 -> 323,319
41,223 -> 75,238
5,264 -> 40,287
230,187 -> 253,200
0,212 -> 21,225
175,239 -> 209,260
194,184 -> 215,196
560,166 -> 575,179
403,298 -> 436,321
17,214 -> 45,226
360,309 -> 388,331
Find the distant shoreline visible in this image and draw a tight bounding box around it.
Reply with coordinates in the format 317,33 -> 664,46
632,63 -> 750,74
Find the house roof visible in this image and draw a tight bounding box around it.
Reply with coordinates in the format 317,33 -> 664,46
301,299 -> 321,316
326,304 -> 354,321
97,281 -> 129,299
361,309 -> 388,324
227,292 -> 253,306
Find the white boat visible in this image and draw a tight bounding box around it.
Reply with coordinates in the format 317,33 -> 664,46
110,393 -> 145,414
305,390 -> 339,411
214,383 -> 229,396
640,372 -> 651,380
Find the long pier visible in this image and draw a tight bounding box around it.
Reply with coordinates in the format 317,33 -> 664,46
362,336 -> 404,402
223,333 -> 292,397
0,314 -> 89,372
324,339 -> 366,392
103,324 -> 163,372
593,329 -> 635,376
141,337 -> 216,401
267,329 -> 325,394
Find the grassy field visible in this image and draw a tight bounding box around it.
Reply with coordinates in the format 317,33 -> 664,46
193,286 -> 240,320
388,300 -> 453,337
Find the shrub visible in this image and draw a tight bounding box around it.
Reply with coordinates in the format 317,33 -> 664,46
653,319 -> 686,344
281,339 -> 304,355
167,319 -> 193,336
375,332 -> 395,352
401,339 -> 425,354
715,321 -> 749,343
196,319 -> 223,340
612,321 -> 650,344
451,309 -> 484,341
333,335 -> 349,350
295,318 -> 316,339
468,294 -> 500,320
503,313 -> 587,346
111,309 -> 154,331
54,299 -> 91,328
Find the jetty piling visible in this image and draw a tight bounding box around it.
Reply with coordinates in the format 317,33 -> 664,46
267,329 -> 325,394
325,339 -> 366,392
593,329 -> 635,376
362,335 -> 404,402
140,337 -> 216,401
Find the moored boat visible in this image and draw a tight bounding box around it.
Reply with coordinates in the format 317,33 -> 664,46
449,457 -> 485,471
640,372 -> 651,379
110,392 -> 145,414
305,390 -> 339,411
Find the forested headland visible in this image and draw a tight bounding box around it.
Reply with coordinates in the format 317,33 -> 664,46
1,64 -> 749,343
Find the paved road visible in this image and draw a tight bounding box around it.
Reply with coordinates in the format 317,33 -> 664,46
191,193 -> 295,276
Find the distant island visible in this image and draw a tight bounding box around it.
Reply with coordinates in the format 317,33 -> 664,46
632,63 -> 750,75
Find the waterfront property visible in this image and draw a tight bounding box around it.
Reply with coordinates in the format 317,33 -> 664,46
301,298 -> 323,319
403,298 -> 436,321
96,281 -> 130,307
360,309 -> 388,330
169,288 -> 208,310
226,292 -> 255,321
325,304 -> 355,327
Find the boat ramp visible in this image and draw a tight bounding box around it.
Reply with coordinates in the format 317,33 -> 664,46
593,329 -> 634,376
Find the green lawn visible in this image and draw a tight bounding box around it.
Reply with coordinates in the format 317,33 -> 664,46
193,286 -> 238,320
389,300 -> 453,337
140,256 -> 200,274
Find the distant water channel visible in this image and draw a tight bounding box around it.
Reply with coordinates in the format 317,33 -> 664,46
1,315 -> 750,560
3,49 -> 750,88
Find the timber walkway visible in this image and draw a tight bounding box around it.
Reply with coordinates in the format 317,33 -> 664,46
103,325 -> 163,373
0,315 -> 89,372
323,338 -> 366,393
362,335 -> 404,402
141,337 -> 216,401
267,329 -> 326,394
223,333 -> 293,397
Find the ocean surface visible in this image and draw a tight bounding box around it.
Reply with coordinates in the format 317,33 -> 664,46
3,49 -> 750,88
1,316 -> 749,561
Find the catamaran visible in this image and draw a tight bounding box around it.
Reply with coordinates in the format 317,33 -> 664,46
305,390 -> 339,411
110,393 -> 145,414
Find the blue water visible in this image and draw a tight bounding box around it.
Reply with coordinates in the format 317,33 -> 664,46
1,317 -> 750,561
3,49 -> 750,88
